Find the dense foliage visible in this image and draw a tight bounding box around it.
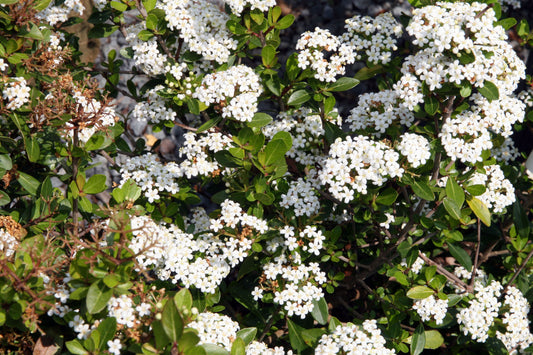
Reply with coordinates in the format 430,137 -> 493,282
1,0 -> 533,354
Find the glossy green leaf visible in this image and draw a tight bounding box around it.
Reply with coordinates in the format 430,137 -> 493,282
65,340 -> 89,355
443,197 -> 462,221
424,95 -> 439,116
262,139 -> 289,167
287,90 -> 310,106
247,112 -> 272,128
466,197 -> 491,226
327,77 -> 359,92
161,298 -> 183,342
465,184 -> 486,196
311,297 -> 328,325
424,330 -> 444,349
230,338 -> 245,355
513,201 -> 530,240
376,187 -> 399,205
0,155 -> 12,170
287,319 -> 307,352
86,280 -> 113,314
0,191 -> 10,207
236,327 -> 257,345
411,177 -> 434,201
83,174 -> 107,194
275,14 -> 294,29
96,317 -> 116,350
17,172 -> 40,195
478,80 -> 499,102
448,243 -> 472,271
174,288 -> 193,312
446,177 -> 465,208
411,324 -> 425,355
285,53 -> 300,81
495,17 -> 517,30
201,344 -> 229,355
406,286 -> 434,300
178,329 -> 200,352
110,0 -> 128,11
261,45 -> 277,67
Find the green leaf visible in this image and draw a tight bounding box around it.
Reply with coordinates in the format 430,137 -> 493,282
236,327 -> 257,345
287,319 -> 307,352
86,280 -> 113,314
424,330 -> 444,349
261,45 -> 277,67
287,90 -> 310,106
33,0 -> 52,11
88,24 -> 119,38
446,177 -> 465,208
311,297 -> 328,325
376,187 -> 398,205
327,77 -> 359,92
262,139 -> 288,166
466,197 -> 491,226
459,51 -> 475,65
110,0 -> 128,11
174,288 -> 193,312
517,19 -> 530,37
465,184 -> 486,196
285,53 -> 300,81
185,346 -> 207,355
411,177 -> 434,201
354,65 -> 384,80
201,344 -> 229,355
161,298 -> 183,342
274,14 -> 294,29
478,81 -> 499,102
178,329 -> 200,352
0,191 -> 10,207
424,96 -> 439,116
406,286 -> 434,300
513,201 -> 530,240
0,155 -> 12,170
215,150 -> 242,168
96,317 -> 116,350
247,113 -> 272,128
448,243 -> 472,271
137,29 -> 154,41
328,317 -> 342,332
230,338 -> 245,355
196,116 -> 222,133
17,172 -> 40,195
151,320 -> 171,350
495,17 -> 517,30
65,340 -> 89,355
301,328 -> 326,347
459,81 -> 472,98
443,197 -> 462,221
253,192 -> 275,205
83,174 -> 107,194
411,324 -> 425,355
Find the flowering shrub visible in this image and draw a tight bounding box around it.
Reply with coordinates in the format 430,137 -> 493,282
1,0 -> 533,354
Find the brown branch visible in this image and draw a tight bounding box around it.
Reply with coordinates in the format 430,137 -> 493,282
417,251 -> 470,293
503,247 -> 533,294
469,219 -> 482,290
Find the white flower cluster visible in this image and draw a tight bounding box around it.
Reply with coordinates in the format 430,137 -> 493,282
70,90 -> 117,143
0,228 -> 18,258
457,280 -> 502,342
441,94 -> 525,164
107,295 -> 137,327
119,154 -> 182,203
179,131 -> 233,178
341,12 -> 403,65
401,255 -> 425,274
496,286 -> 533,354
397,133 -> 431,168
68,314 -> 93,340
280,179 -> 320,217
130,201 -> 265,293
158,0 -> 237,63
492,137 -> 520,163
2,77 -> 31,110
132,85 -> 177,124
467,164 -> 515,213
413,295 -> 448,325
296,13 -> 401,82
261,257 -> 326,318
47,274 -> 74,318
37,0 -> 84,26
296,28 -> 355,82
107,339 -> 122,355
188,312 -> 240,351
318,136 -> 403,202
124,23 -> 168,76
193,65 -> 262,122
263,108 -> 336,166
346,90 -> 414,135
277,225 -> 326,256
224,0 -> 276,15
395,2 -> 525,110
499,0 -> 521,11
315,320 -> 395,354
518,87 -> 533,108
0,58 -> 7,72
246,341 -> 292,355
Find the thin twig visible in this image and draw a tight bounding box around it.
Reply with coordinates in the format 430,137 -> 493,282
469,219 -> 482,290
417,251 -> 470,293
